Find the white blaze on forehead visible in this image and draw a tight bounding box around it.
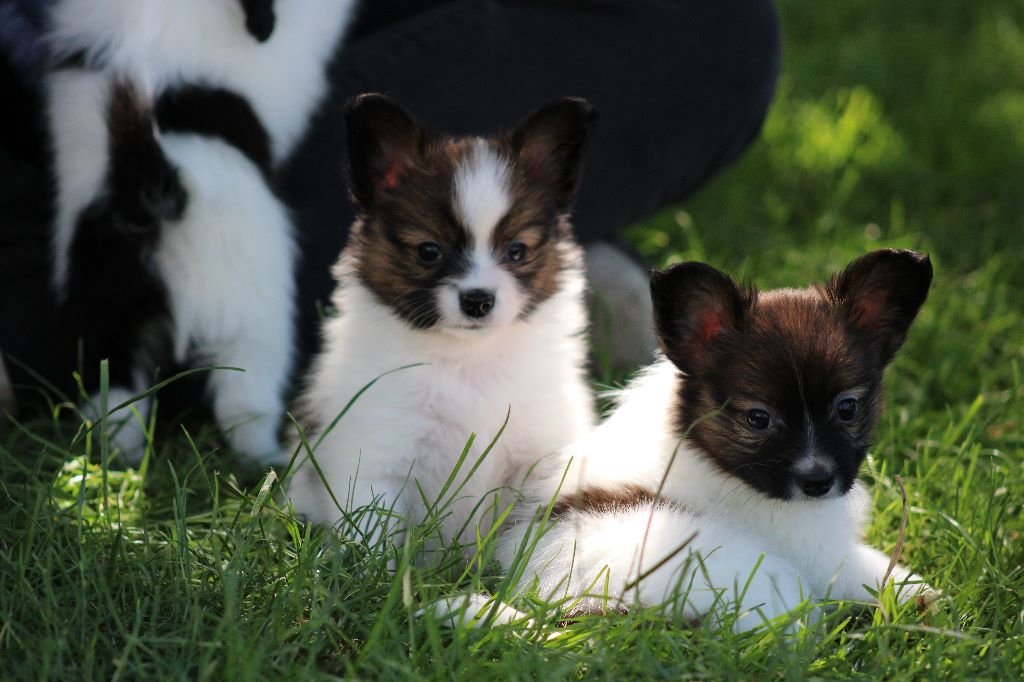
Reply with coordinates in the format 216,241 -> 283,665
443,141 -> 525,327
453,140 -> 512,249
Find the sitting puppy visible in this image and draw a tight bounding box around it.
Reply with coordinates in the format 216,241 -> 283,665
468,249 -> 934,632
288,95 -> 598,552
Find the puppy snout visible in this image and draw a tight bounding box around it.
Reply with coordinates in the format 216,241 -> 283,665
797,467 -> 834,498
459,288 -> 495,319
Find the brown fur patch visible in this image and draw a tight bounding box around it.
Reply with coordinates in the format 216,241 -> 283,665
556,603 -> 631,627
349,139 -> 469,328
486,151 -> 575,310
551,484 -> 665,518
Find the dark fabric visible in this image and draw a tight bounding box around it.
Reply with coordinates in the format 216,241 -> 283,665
0,0 -> 780,405
0,0 -> 53,87
0,53 -> 61,401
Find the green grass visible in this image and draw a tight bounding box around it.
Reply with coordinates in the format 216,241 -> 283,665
3,0 -> 1024,677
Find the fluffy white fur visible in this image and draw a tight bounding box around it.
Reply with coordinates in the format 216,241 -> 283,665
48,0 -> 356,290
46,0 -> 355,462
441,360 -> 933,632
73,127 -> 299,463
158,134 -> 298,458
46,0 -> 355,160
47,67 -> 112,291
288,150 -> 595,549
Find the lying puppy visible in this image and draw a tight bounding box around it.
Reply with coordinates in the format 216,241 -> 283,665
288,95 -> 598,553
446,249 -> 935,631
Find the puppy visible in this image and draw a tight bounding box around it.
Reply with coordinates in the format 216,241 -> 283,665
483,249 -> 935,631
46,0 -> 357,462
288,94 -> 598,553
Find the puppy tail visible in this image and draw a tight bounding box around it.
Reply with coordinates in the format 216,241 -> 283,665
104,79 -> 188,231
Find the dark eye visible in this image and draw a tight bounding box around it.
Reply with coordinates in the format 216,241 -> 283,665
836,397 -> 859,421
416,241 -> 442,265
506,241 -> 528,263
745,408 -> 772,430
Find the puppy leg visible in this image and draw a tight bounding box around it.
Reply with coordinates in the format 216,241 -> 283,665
290,463 -> 413,571
418,593 -> 534,629
830,543 -> 935,608
205,325 -> 293,465
512,507 -> 809,633
157,134 -> 295,466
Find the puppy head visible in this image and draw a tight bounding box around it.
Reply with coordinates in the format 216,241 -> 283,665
343,93 -> 596,332
651,249 -> 933,500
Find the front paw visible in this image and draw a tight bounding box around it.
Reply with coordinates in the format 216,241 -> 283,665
724,560 -> 811,633
884,569 -> 940,616
225,418 -> 284,465
913,585 -> 942,615
889,571 -> 933,603
417,593 -> 532,628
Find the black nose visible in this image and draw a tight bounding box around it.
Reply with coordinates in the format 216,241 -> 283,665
798,472 -> 834,498
459,289 -> 495,319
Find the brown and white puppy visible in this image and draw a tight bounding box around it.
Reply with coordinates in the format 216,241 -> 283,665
471,249 -> 935,631
288,95 -> 597,554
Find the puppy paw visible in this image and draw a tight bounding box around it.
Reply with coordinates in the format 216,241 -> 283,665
726,557 -> 809,634
914,586 -> 942,616
889,573 -> 937,609
417,593 -> 532,628
224,418 -> 284,466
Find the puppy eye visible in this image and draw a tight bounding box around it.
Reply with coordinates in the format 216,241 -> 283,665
416,241 -> 442,265
745,408 -> 772,430
505,241 -> 528,263
836,397 -> 859,421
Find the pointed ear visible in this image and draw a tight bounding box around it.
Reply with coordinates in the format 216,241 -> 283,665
649,262 -> 751,374
345,93 -> 425,207
509,97 -> 598,210
824,249 -> 933,365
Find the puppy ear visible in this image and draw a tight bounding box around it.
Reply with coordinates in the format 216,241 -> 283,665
238,0 -> 276,42
509,97 -> 598,210
650,262 -> 751,375
345,93 -> 425,207
824,249 -> 933,365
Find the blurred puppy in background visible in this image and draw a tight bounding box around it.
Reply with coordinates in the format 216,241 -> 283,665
46,0 -> 356,462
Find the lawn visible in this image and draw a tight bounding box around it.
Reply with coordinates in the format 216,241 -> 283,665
3,0 -> 1023,678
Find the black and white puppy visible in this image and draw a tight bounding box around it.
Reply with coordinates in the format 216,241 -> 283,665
46,0 -> 357,462
288,94 -> 597,551
455,249 -> 935,631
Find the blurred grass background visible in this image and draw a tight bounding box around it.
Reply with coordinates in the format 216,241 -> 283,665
2,0 -> 1023,678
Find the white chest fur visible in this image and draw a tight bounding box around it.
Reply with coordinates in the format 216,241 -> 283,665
289,271 -> 595,546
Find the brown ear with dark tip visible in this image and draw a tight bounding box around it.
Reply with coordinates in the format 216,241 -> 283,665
344,93 -> 426,207
509,97 -> 598,210
649,262 -> 751,375
824,248 -> 933,365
